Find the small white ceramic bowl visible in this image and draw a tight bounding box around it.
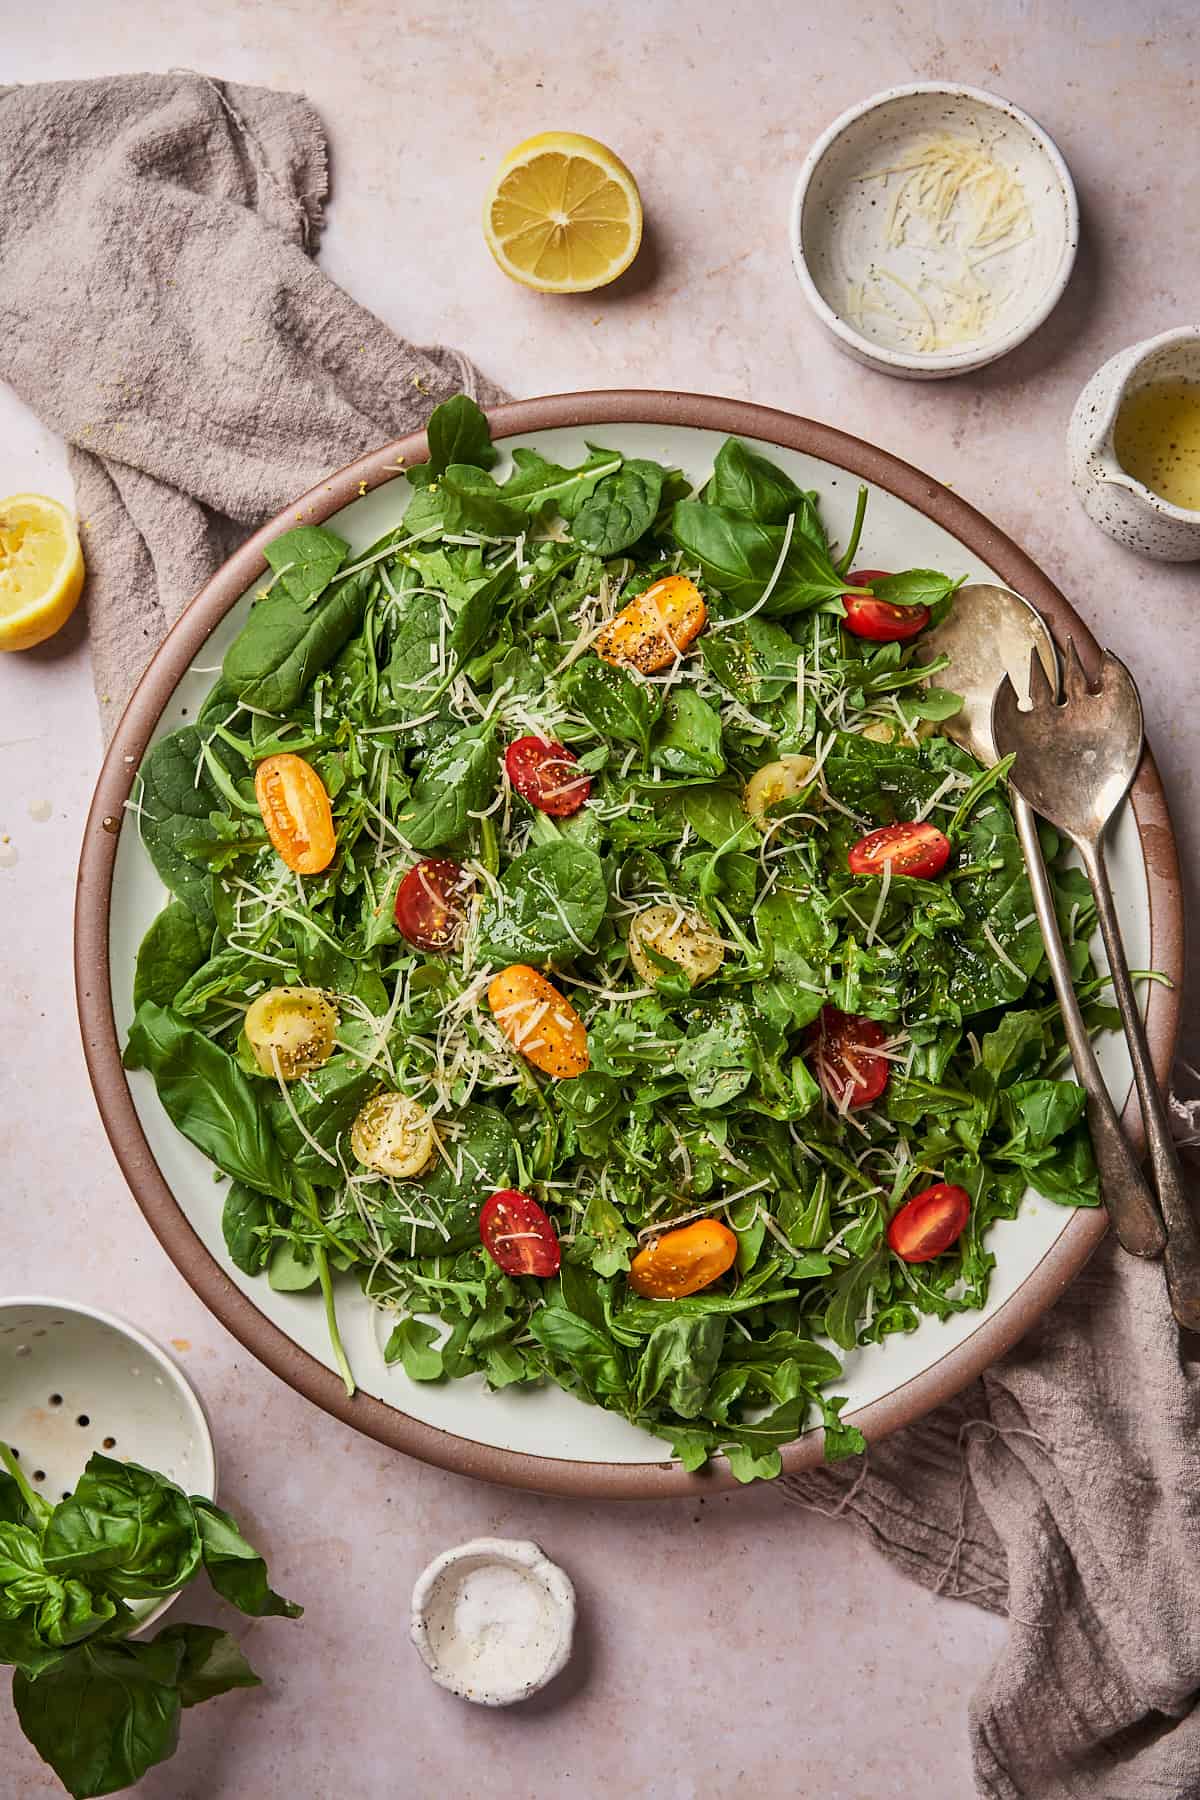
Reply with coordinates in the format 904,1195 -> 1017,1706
411,1537 -> 575,1707
790,83 -> 1079,379
0,1297 -> 217,1631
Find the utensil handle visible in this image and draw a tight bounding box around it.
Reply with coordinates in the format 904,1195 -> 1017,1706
1014,798 -> 1164,1258
1079,834 -> 1200,1326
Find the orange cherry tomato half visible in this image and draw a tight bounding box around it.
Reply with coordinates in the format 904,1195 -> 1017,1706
847,821 -> 951,880
487,965 -> 589,1079
806,1005 -> 890,1110
479,1188 -> 561,1277
887,1182 -> 971,1263
629,1219 -> 739,1299
842,570 -> 930,643
596,574 -> 707,674
505,736 -> 592,816
394,857 -> 474,952
254,754 -> 336,874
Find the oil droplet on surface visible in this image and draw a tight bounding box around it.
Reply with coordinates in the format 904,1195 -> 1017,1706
0,840 -> 17,870
101,816 -> 119,835
28,798 -> 52,823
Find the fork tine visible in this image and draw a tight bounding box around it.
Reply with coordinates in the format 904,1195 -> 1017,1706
1026,643 -> 1056,709
1064,637 -> 1091,702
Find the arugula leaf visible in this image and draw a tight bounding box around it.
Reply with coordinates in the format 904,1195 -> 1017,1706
439,464 -> 525,535
384,1317 -> 445,1381
501,445 -> 623,515
633,1316 -> 726,1418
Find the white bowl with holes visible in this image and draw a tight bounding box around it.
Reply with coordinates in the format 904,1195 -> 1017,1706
0,1297 -> 217,1631
790,83 -> 1079,378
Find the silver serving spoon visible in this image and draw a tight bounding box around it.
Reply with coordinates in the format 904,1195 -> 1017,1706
924,585 -> 1165,1259
994,641 -> 1200,1325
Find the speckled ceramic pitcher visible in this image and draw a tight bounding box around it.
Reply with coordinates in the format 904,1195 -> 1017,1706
1068,326 -> 1200,561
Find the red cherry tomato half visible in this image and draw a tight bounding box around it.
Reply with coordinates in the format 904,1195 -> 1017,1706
479,1188 -> 562,1277
847,821 -> 952,880
394,858 -> 474,952
842,570 -> 930,643
887,1182 -> 971,1263
806,1005 -> 890,1111
505,736 -> 592,817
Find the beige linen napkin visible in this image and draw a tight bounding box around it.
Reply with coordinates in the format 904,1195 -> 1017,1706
2,70 -> 1198,1800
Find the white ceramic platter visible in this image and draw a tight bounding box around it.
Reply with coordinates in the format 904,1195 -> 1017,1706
79,395 -> 1180,1496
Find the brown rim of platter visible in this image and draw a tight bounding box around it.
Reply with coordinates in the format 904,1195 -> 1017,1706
75,391 -> 1183,1497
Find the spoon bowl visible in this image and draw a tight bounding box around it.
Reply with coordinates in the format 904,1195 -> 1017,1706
923,581 -> 1057,761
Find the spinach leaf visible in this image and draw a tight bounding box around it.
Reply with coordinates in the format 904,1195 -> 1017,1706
266,1054 -> 376,1186
221,1183 -> 277,1275
477,842 -> 608,963
397,723 -> 496,850
134,727 -> 245,920
529,1307 -> 630,1403
43,1456 -> 201,1600
124,1004 -> 291,1201
676,1005 -> 758,1108
133,902 -> 210,1009
560,657 -> 662,759
424,394 -> 498,477
190,1499 -> 302,1618
384,1318 -> 445,1381
633,1316 -> 726,1418
648,689 -> 726,782
263,524 -> 349,607
704,437 -> 808,524
223,565 -> 371,713
572,460 -> 664,554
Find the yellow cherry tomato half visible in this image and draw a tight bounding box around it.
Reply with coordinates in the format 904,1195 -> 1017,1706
254,753 -> 336,874
629,1219 -> 739,1299
244,986 -> 337,1080
487,964 -> 589,1079
596,575 -> 706,675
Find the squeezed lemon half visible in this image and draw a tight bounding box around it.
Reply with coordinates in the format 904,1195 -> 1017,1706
483,131 -> 643,293
0,494 -> 85,651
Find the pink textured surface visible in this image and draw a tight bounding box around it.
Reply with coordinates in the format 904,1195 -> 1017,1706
2,2 -> 1197,1793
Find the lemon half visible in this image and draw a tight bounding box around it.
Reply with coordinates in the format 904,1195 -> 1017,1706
0,494 -> 85,651
483,131 -> 643,294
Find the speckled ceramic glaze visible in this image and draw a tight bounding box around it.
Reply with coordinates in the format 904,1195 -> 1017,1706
1068,327 -> 1200,560
790,83 -> 1079,379
410,1538 -> 575,1706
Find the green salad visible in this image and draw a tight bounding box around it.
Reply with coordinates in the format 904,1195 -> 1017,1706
125,396 -> 1113,1482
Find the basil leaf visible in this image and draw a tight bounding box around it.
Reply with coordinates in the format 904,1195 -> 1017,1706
13,1637 -> 185,1799
124,1003 -> 292,1201
191,1498 -> 302,1618
572,460 -> 664,554
704,438 -> 808,524
156,1623 -> 261,1708
868,569 -> 961,607
672,499 -> 847,617
263,524 -> 349,608
43,1456 -> 201,1600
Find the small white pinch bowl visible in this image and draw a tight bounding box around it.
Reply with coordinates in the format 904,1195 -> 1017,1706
411,1537 -> 576,1707
790,83 -> 1079,379
0,1297 -> 217,1632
